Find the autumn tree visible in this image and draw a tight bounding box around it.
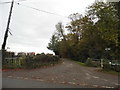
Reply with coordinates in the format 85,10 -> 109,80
48,1 -> 119,61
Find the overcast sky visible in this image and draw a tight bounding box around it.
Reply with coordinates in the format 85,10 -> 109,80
0,0 -> 96,54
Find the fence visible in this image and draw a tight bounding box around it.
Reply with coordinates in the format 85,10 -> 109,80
86,58 -> 120,72
3,57 -> 24,69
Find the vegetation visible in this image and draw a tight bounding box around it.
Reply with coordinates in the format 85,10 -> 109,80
2,53 -> 60,69
98,69 -> 120,76
23,53 -> 60,69
47,1 -> 120,71
74,61 -> 86,66
85,58 -> 100,67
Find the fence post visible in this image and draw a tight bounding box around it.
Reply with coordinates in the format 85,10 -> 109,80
101,59 -> 103,69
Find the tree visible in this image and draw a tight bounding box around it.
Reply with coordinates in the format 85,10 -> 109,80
55,22 -> 66,41
87,2 -> 119,44
47,34 -> 60,55
86,1 -> 119,59
55,22 -> 69,57
48,1 -> 119,61
47,22 -> 68,57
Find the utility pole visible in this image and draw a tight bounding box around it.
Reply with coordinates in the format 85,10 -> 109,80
1,0 -> 14,65
2,0 -> 14,50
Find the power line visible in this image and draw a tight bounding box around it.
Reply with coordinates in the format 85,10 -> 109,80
0,0 -> 68,18
0,0 -> 27,4
16,3 -> 68,18
0,2 -> 11,4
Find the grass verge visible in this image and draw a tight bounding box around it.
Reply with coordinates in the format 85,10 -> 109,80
97,69 -> 120,76
75,61 -> 86,66
72,59 -> 120,76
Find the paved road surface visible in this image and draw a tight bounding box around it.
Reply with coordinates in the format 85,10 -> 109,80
2,59 -> 119,88
3,78 -> 81,88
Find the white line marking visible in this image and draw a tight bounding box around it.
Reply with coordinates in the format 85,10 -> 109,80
102,79 -> 108,81
24,78 -> 28,80
8,76 -> 12,77
61,81 -> 65,84
51,78 -> 54,80
93,85 -> 98,87
92,76 -> 99,79
86,73 -> 91,79
79,83 -> 88,85
86,73 -> 90,76
39,79 -> 44,81
101,86 -> 114,88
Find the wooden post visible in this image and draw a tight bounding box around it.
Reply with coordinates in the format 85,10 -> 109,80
2,0 -> 14,50
101,59 -> 103,69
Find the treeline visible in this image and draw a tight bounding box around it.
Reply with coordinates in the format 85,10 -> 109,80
47,2 -> 120,62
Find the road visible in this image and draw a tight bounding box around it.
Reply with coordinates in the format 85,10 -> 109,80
2,59 -> 119,88
2,77 -> 81,88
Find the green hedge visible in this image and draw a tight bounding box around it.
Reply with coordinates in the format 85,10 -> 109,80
85,58 -> 100,67
3,54 -> 60,69
23,54 -> 60,69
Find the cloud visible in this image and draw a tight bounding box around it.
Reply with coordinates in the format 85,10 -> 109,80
1,0 -> 95,54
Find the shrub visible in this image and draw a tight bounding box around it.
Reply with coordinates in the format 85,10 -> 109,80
85,58 -> 94,67
23,56 -> 34,69
111,64 -> 120,72
85,58 -> 100,67
24,54 -> 60,69
3,53 -> 60,69
103,59 -> 111,70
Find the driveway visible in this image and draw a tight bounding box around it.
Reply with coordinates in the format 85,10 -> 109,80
2,59 -> 119,88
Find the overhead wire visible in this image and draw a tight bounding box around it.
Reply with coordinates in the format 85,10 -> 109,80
16,3 -> 68,19
0,0 -> 68,18
0,2 -> 11,4
0,0 -> 27,4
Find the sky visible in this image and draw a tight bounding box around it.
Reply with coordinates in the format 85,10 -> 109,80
0,0 -> 96,54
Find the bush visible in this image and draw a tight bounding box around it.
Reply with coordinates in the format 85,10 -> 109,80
23,56 -> 34,69
23,54 -> 60,69
85,58 -> 100,67
3,53 -> 60,69
102,59 -> 111,70
111,64 -> 120,72
85,58 -> 94,67
115,65 -> 120,72
101,59 -> 120,72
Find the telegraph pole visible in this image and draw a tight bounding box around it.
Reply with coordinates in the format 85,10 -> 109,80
1,0 -> 14,65
2,0 -> 14,50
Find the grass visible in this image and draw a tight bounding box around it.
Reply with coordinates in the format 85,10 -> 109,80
71,59 -> 120,76
97,69 -> 120,76
65,58 -> 87,66
73,60 -> 86,66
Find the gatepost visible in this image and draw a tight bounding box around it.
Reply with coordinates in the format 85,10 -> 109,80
101,59 -> 103,69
